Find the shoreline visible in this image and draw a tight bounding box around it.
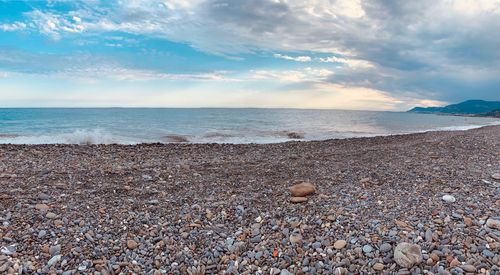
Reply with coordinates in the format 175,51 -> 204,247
0,122 -> 499,146
1,125 -> 499,274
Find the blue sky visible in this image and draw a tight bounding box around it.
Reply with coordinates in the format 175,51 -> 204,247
0,0 -> 499,110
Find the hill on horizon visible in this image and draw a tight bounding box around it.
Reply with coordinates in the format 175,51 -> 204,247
408,100 -> 500,115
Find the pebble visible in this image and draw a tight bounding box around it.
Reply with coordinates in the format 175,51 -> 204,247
47,255 -> 61,267
127,240 -> 138,249
46,212 -> 57,219
35,204 -> 49,211
38,230 -> 47,238
290,182 -> 316,197
393,242 -> 423,268
460,265 -> 476,272
38,193 -> 50,200
380,243 -> 392,253
492,173 -> 500,180
362,244 -> 373,253
442,194 -> 456,203
289,233 -> 302,245
49,245 -> 61,256
485,218 -> 499,229
290,196 -> 307,203
334,240 -> 347,250
373,263 -> 384,271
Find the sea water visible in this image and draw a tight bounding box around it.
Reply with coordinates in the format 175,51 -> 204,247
0,108 -> 498,144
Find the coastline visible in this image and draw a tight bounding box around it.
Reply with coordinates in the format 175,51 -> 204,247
1,125 -> 499,274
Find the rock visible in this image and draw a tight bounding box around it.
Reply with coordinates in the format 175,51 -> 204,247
289,233 -> 302,245
380,243 -> 392,253
1,245 -> 16,255
38,230 -> 47,238
362,244 -> 373,253
47,255 -> 61,267
46,212 -> 57,219
492,173 -> 500,180
38,193 -> 50,200
127,240 -> 138,249
35,204 -> 49,211
425,229 -> 433,242
280,269 -> 293,275
450,258 -> 460,267
290,197 -> 308,203
373,263 -> 384,271
290,182 -> 316,197
442,195 -> 456,203
485,218 -> 499,229
463,217 -> 472,226
49,245 -> 61,256
334,240 -> 347,250
460,265 -> 476,272
393,242 -> 423,268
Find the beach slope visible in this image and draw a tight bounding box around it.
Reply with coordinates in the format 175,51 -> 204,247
1,126 -> 499,274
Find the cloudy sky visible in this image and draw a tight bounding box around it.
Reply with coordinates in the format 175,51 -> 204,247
0,0 -> 499,110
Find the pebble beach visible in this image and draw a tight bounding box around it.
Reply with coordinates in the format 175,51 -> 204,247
1,125 -> 499,274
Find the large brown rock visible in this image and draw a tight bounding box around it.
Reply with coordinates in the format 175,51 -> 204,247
290,182 -> 316,197
394,242 -> 422,268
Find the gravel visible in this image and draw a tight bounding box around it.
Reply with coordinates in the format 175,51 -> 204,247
0,125 -> 499,274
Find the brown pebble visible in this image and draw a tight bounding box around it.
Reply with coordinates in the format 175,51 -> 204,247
373,263 -> 384,271
334,240 -> 347,249
290,182 -> 316,197
127,240 -> 138,250
290,197 -> 307,203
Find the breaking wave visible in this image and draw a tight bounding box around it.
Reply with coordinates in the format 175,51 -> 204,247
0,129 -> 120,145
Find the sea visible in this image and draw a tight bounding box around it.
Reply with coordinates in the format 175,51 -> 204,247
0,108 -> 498,144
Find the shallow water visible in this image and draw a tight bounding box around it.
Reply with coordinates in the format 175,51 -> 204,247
0,108 -> 498,144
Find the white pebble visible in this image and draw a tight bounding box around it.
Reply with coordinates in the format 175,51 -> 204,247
442,194 -> 456,203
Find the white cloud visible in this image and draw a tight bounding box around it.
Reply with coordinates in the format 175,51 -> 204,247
249,67 -> 333,82
318,56 -> 375,69
26,10 -> 85,40
273,53 -> 312,62
0,22 -> 27,31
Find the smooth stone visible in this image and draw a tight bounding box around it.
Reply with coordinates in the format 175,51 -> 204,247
460,265 -> 476,272
35,204 -> 49,211
127,240 -> 138,249
38,193 -> 50,200
47,255 -> 61,267
49,245 -> 61,256
485,218 -> 499,230
380,243 -> 392,253
425,229 -> 433,242
334,240 -> 347,250
492,173 -> 500,180
289,233 -> 302,245
290,197 -> 308,203
373,263 -> 384,271
280,269 -> 293,275
1,245 -> 16,255
46,212 -> 57,219
290,182 -> 316,197
363,245 -> 373,253
38,230 -> 47,238
442,195 -> 456,203
393,242 -> 423,268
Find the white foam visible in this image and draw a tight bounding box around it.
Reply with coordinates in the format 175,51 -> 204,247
0,129 -> 122,145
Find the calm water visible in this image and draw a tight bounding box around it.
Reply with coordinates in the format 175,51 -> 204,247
0,108 -> 498,144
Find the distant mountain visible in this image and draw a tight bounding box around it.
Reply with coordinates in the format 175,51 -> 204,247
408,100 -> 500,115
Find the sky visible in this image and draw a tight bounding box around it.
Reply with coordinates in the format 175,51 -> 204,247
0,0 -> 499,110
